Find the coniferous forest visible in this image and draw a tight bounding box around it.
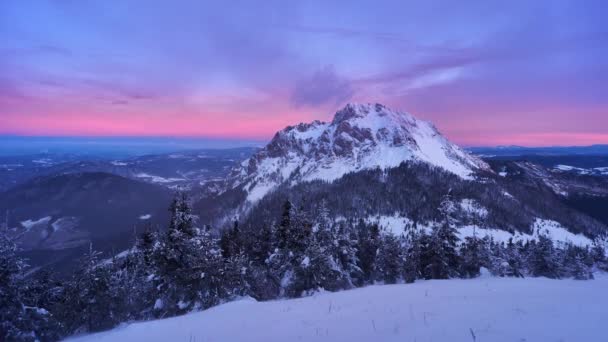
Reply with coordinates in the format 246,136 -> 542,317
1,193 -> 607,341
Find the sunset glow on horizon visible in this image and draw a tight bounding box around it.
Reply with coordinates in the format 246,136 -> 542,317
1,1 -> 607,147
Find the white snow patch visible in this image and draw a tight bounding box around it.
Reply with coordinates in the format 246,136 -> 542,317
301,256 -> 310,268
32,158 -> 53,165
139,214 -> 152,220
246,182 -> 277,202
135,173 -> 185,184
457,225 -> 525,244
20,216 -> 51,230
153,299 -> 164,310
365,214 -> 413,235
459,199 -> 488,218
67,275 -> 608,342
457,220 -> 593,247
51,217 -> 78,232
532,218 -> 592,247
361,215 -> 593,247
110,161 -> 128,166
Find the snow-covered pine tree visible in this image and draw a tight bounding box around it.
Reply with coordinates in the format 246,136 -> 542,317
114,229 -> 159,321
561,244 -> 593,280
528,232 -> 560,278
590,239 -> 606,270
356,220 -> 381,284
64,244 -> 118,333
19,270 -> 64,340
375,232 -> 404,284
291,234 -> 343,296
423,193 -> 460,279
275,200 -> 293,250
403,225 -> 424,283
154,193 -> 223,316
315,200 -> 335,249
334,221 -> 361,287
249,223 -> 273,264
487,240 -> 510,277
502,238 -> 524,277
220,220 -> 243,259
460,233 -> 483,278
196,225 -> 231,309
288,201 -> 350,295
168,193 -> 196,237
0,231 -> 34,340
289,204 -> 313,256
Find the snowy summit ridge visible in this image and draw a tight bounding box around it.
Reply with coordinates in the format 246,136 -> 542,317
232,103 -> 489,202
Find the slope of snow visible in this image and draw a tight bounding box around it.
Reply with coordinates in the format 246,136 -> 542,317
459,199 -> 488,218
20,216 -> 52,230
362,215 -> 593,246
532,218 -> 592,247
67,275 -> 608,342
234,103 -> 489,203
51,217 -> 79,232
553,165 -> 608,176
365,214 -> 414,235
135,173 -> 185,184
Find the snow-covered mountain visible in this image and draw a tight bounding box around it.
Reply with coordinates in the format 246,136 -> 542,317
231,103 -> 489,202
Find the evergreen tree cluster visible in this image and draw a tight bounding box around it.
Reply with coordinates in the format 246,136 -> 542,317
1,194 -> 607,341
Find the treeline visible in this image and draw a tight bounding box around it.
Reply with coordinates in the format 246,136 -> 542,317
223,161 -> 606,240
1,194 -> 607,341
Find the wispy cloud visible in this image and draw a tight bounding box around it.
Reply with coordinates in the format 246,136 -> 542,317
291,65 -> 354,107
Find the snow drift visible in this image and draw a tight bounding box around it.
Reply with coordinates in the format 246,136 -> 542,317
67,274 -> 608,342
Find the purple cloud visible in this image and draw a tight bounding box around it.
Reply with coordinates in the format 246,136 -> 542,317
291,66 -> 354,107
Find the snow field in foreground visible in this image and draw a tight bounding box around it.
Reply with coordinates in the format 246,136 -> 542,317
67,274 -> 608,342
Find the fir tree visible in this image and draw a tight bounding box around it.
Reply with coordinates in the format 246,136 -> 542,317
502,238 -> 524,277
356,221 -> 380,284
460,234 -> 483,278
334,221 -> 361,287
528,233 -> 559,278
403,226 -> 423,283
64,244 -> 118,333
276,200 -> 293,250
562,244 -> 593,280
423,194 -> 460,279
375,233 -> 404,284
220,220 -> 243,259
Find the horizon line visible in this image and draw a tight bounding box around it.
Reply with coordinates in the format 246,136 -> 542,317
1,134 -> 606,149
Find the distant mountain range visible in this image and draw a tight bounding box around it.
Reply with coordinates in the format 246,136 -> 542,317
0,147 -> 257,192
2,104 -> 607,274
468,144 -> 608,157
0,148 -> 257,273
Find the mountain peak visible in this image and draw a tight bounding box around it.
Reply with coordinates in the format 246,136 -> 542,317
331,102 -> 413,126
332,103 -> 383,123
230,103 -> 490,202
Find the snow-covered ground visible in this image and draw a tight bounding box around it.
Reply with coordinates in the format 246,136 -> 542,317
135,173 -> 185,184
67,274 -> 608,342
